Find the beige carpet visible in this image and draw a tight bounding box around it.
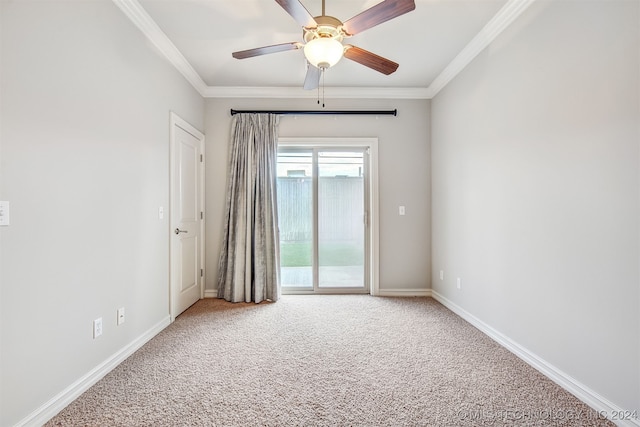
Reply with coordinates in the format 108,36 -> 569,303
47,296 -> 613,426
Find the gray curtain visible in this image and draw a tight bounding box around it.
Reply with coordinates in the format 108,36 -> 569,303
217,113 -> 280,303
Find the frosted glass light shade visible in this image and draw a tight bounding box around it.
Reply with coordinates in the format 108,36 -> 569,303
304,38 -> 344,69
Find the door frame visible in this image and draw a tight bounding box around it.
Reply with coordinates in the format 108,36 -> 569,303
169,112 -> 205,321
278,137 -> 380,296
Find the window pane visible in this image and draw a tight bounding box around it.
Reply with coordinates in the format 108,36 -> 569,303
277,151 -> 313,288
318,151 -> 365,288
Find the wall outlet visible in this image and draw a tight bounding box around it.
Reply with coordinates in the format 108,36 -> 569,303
457,278 -> 461,290
0,201 -> 10,226
117,307 -> 125,325
93,318 -> 103,338
399,205 -> 405,216
439,270 -> 444,281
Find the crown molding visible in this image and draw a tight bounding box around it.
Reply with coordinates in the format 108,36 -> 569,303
112,0 -> 208,96
114,0 -> 535,100
426,0 -> 536,98
203,86 -> 432,99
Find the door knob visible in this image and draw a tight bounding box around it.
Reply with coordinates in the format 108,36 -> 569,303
174,228 -> 188,235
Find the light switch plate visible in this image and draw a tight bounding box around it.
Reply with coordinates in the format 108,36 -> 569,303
0,201 -> 10,226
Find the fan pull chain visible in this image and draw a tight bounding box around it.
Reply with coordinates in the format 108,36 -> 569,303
322,69 -> 326,108
316,68 -> 326,108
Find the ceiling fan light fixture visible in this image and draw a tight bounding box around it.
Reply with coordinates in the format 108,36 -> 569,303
303,37 -> 344,69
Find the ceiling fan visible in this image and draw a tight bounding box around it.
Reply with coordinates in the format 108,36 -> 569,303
232,0 -> 416,90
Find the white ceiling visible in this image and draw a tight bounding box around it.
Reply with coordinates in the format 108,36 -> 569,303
116,0 -> 535,98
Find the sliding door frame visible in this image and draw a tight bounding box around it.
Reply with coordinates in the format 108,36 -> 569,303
278,137 -> 380,296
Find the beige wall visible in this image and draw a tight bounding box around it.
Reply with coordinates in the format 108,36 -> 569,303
0,1 -> 204,425
204,98 -> 431,294
431,0 -> 639,412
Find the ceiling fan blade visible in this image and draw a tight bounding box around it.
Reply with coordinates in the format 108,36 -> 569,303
232,42 -> 301,59
344,45 -> 399,75
275,0 -> 317,28
303,64 -> 321,90
342,0 -> 415,35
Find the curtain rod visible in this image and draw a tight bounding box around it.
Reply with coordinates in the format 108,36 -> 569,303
230,109 -> 397,116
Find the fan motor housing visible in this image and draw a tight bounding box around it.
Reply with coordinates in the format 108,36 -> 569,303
303,15 -> 345,43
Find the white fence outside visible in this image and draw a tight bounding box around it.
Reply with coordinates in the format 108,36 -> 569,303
277,176 -> 364,242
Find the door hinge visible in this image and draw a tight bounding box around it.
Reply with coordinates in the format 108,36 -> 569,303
200,269 -> 204,277
201,211 -> 203,220
200,154 -> 203,162
363,211 -> 368,226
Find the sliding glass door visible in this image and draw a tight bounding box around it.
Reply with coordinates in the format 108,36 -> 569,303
277,147 -> 369,294
277,150 -> 314,288
317,151 -> 365,289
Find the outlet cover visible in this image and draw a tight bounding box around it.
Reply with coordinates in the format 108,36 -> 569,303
0,201 -> 10,226
117,307 -> 125,325
93,318 -> 103,338
456,278 -> 461,289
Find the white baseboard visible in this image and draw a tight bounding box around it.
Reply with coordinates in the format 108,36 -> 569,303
376,288 -> 432,297
431,291 -> 639,427
203,289 -> 217,298
206,288 -> 431,298
16,316 -> 171,427
208,288 -> 433,299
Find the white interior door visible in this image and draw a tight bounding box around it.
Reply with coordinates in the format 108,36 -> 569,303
170,113 -> 204,319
